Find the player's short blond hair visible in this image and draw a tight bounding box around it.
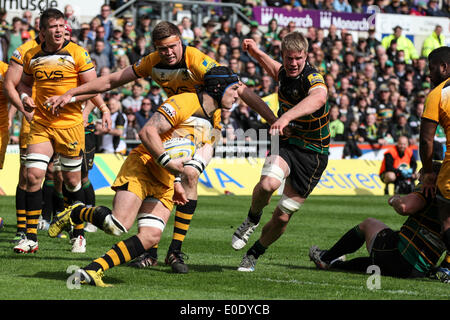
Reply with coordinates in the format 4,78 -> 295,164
281,31 -> 308,54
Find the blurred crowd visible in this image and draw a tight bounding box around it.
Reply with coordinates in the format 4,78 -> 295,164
2,0 -> 448,156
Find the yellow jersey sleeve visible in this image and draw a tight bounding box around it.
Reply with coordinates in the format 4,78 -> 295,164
185,46 -> 219,80
10,39 -> 38,66
157,93 -> 199,128
73,45 -> 95,73
132,52 -> 156,79
0,61 -> 9,128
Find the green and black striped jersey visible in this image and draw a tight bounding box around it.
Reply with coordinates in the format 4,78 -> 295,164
398,191 -> 446,274
277,63 -> 329,155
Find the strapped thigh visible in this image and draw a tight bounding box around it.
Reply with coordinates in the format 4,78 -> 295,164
25,153 -> 51,171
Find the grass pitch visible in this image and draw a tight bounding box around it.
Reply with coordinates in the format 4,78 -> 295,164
0,195 -> 448,304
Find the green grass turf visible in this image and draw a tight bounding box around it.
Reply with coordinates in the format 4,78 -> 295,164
0,195 -> 448,301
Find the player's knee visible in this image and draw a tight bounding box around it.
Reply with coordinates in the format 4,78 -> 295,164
277,194 -> 302,216
103,212 -> 129,236
383,172 -> 396,183
26,171 -> 44,187
360,218 -> 377,231
136,215 -> 165,249
259,176 -> 281,194
181,166 -> 200,189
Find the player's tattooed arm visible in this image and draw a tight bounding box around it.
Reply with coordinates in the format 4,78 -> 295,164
139,112 -> 172,159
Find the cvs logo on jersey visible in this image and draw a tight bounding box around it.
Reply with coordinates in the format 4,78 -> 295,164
35,70 -> 64,80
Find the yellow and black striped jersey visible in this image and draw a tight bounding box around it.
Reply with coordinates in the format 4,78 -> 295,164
22,40 -> 95,128
0,61 -> 8,128
133,92 -> 214,162
132,45 -> 218,97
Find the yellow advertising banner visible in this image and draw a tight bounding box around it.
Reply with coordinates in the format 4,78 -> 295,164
0,154 -> 409,196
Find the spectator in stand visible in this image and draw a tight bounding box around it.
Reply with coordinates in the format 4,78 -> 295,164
220,108 -> 239,143
329,105 -> 345,141
97,97 -> 127,154
390,113 -> 414,141
359,113 -> 379,144
339,94 -> 356,125
215,15 -> 233,46
256,75 -> 274,98
343,120 -> 364,159
351,0 -> 364,13
232,100 -> 267,133
78,23 -> 93,52
87,17 -> 101,42
426,0 -> 449,16
90,39 -> 113,75
127,35 -> 150,65
201,19 -> 217,41
366,26 -> 381,54
110,27 -> 128,63
241,61 -> 262,88
263,19 -> 280,50
95,4 -> 114,40
381,26 -> 419,64
342,33 -> 357,54
233,20 -> 246,42
122,82 -> 144,112
376,84 -> 394,125
136,14 -> 152,45
180,17 -> 194,46
407,100 -> 424,139
422,25 -> 445,58
124,108 -> 140,141
216,43 -> 230,66
353,94 -> 370,122
229,57 -> 243,76
333,0 -> 352,12
6,17 -> 22,61
134,97 -> 153,129
122,21 -> 136,52
410,1 -> 428,16
322,24 -> 339,54
147,81 -> 165,112
384,0 -> 402,14
64,5 -> 81,36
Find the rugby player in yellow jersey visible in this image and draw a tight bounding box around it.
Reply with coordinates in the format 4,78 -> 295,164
0,61 -> 9,194
4,32 -> 42,244
48,66 -> 240,286
47,21 -> 277,273
419,46 -> 450,277
13,8 -> 110,254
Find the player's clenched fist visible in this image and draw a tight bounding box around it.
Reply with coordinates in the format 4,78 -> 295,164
242,39 -> 258,55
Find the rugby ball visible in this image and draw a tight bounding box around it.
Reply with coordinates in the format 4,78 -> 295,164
163,137 -> 195,159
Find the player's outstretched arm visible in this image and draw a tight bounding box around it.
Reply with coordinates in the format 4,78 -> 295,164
242,38 -> 281,81
48,66 -> 138,110
238,85 -> 277,125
